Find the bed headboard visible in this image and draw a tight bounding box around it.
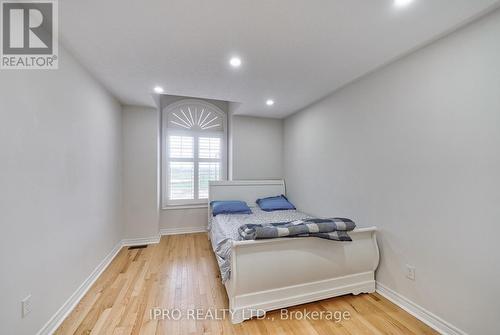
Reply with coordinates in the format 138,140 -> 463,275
208,180 -> 285,207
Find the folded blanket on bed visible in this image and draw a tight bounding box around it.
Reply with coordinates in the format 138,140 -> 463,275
238,218 -> 356,241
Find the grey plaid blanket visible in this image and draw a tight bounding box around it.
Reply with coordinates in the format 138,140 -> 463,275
238,218 -> 356,241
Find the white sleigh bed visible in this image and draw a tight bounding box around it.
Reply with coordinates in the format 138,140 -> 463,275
208,180 -> 380,324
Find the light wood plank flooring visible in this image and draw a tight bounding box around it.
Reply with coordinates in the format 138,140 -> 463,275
55,233 -> 438,335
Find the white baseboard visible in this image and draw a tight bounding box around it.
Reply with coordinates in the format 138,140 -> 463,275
36,241 -> 123,335
376,282 -> 467,335
37,236 -> 160,335
121,235 -> 161,246
160,227 -> 206,235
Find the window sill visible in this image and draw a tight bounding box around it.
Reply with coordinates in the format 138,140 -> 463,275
162,204 -> 208,210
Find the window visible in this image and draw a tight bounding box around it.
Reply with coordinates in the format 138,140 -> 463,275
162,100 -> 227,207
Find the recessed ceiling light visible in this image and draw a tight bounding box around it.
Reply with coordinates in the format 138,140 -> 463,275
394,0 -> 414,7
266,99 -> 275,106
154,86 -> 164,94
229,57 -> 242,68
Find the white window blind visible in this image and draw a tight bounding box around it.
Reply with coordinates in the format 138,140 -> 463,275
198,162 -> 220,199
169,136 -> 194,159
169,161 -> 194,200
162,100 -> 227,207
199,137 -> 221,159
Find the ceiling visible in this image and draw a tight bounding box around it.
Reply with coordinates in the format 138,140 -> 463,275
60,0 -> 500,118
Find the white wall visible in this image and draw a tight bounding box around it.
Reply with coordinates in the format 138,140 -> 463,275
119,98 -> 285,234
284,10 -> 500,335
160,207 -> 207,232
0,48 -> 123,335
122,106 -> 160,239
230,115 -> 283,180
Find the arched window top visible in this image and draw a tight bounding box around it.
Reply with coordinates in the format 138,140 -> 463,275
164,99 -> 225,132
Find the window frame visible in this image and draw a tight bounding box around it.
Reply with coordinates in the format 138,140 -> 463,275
161,100 -> 227,208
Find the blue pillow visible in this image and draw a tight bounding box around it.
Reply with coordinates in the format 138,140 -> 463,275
256,195 -> 296,212
211,200 -> 252,216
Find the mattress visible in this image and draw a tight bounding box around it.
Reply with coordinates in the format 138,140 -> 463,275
209,207 -> 312,282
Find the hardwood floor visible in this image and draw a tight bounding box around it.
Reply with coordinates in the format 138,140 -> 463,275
55,233 -> 438,335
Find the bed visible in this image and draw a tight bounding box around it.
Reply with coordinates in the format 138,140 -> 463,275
208,180 -> 380,324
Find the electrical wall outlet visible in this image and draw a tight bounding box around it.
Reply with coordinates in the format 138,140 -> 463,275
406,265 -> 416,281
21,294 -> 32,318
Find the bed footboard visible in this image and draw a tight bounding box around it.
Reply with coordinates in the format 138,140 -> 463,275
225,227 -> 379,324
